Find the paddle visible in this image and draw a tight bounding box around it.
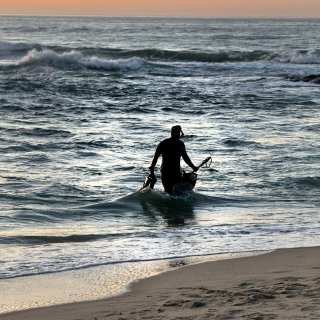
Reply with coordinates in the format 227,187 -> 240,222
194,156 -> 218,173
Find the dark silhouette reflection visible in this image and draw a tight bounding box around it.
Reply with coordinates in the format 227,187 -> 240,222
139,190 -> 196,226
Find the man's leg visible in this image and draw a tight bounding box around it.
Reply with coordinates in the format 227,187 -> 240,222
161,174 -> 174,194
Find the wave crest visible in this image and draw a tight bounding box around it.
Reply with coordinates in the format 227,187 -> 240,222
2,41 -> 319,73
117,48 -> 320,65
267,49 -> 320,64
16,49 -> 145,71
0,40 -> 39,52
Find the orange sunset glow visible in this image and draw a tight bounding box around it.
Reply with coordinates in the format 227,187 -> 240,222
0,0 -> 319,17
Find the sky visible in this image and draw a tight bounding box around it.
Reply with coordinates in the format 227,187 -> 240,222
0,0 -> 319,17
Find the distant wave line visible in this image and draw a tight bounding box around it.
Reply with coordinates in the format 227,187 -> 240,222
1,40 -> 320,72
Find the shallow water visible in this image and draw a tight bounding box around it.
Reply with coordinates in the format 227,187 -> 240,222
0,16 -> 319,281
0,251 -> 267,313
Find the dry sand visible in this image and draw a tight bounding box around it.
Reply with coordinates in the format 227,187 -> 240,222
1,246 -> 319,320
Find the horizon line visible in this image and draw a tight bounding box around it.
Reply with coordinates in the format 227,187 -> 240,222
0,13 -> 319,19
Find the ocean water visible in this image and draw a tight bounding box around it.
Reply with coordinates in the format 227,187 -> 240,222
0,16 -> 319,284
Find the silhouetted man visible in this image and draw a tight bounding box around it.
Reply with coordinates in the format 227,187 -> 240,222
149,125 -> 198,194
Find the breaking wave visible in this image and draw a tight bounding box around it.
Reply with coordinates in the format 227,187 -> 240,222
14,49 -> 145,71
268,49 -> 320,64
1,40 -> 319,71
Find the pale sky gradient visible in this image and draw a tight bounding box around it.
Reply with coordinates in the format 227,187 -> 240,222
0,0 -> 319,17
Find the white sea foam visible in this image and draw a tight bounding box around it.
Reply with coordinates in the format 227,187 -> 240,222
16,49 -> 144,71
288,50 -> 320,64
83,55 -> 144,71
269,49 -> 320,64
18,49 -> 82,66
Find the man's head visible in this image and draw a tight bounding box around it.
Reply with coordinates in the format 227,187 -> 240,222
171,125 -> 184,139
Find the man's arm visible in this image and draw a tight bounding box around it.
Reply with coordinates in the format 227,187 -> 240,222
181,143 -> 198,172
149,143 -> 162,174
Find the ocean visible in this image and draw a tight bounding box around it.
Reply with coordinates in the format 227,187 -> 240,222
0,15 -> 319,310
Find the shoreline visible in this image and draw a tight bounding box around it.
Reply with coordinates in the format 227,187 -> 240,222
0,250 -> 264,314
1,246 -> 319,319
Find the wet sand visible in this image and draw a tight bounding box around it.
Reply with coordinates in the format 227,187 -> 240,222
1,246 -> 319,320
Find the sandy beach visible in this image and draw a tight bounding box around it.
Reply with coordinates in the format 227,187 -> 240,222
1,246 -> 319,320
